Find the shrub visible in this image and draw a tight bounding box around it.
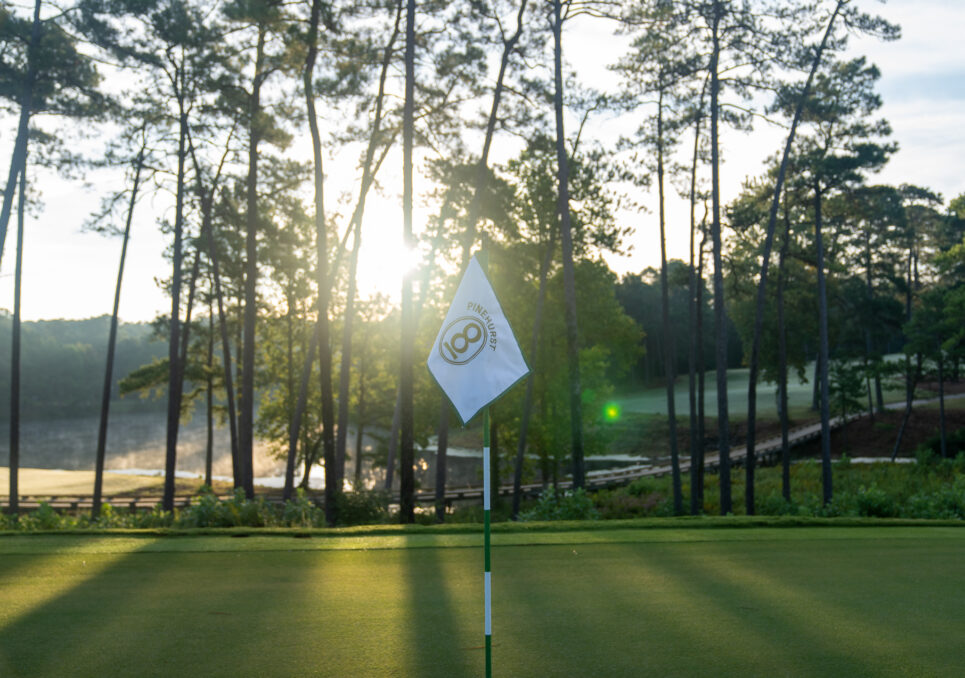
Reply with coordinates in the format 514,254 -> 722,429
626,477 -> 662,498
92,503 -> 125,529
518,488 -> 599,522
178,489 -> 232,528
855,484 -> 898,518
281,488 -> 321,527
336,490 -> 389,526
177,488 -> 273,528
917,427 -> 965,462
758,492 -> 794,517
132,504 -> 173,528
594,488 -> 667,519
916,443 -> 939,466
20,502 -> 65,530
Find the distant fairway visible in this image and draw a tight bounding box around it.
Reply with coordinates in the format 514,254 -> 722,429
1,524 -> 964,677
616,359 -> 907,418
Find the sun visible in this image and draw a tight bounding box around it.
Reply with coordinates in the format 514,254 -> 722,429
355,226 -> 422,301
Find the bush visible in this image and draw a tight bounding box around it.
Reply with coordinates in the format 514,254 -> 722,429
19,502 -> 63,530
177,488 -> 273,528
177,489 -> 233,528
281,488 -> 321,527
336,490 -> 389,526
758,492 -> 795,517
917,427 -> 965,462
132,504 -> 173,528
916,443 -> 939,466
91,503 -> 126,529
594,488 -> 668,519
855,484 -> 898,518
518,488 -> 599,522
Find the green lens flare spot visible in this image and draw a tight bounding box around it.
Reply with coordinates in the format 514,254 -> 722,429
604,402 -> 621,422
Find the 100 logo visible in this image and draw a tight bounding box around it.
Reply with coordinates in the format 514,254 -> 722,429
439,316 -> 488,365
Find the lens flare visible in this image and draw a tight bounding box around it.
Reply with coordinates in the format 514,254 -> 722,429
603,402 -> 621,422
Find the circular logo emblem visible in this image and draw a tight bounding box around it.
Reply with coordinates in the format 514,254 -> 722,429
439,316 -> 488,365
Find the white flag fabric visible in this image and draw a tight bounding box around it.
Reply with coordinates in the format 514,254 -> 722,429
427,256 -> 530,424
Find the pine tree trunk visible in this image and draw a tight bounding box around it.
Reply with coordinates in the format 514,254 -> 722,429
8,154 -> 26,517
205,303 -> 214,488
696,231 -> 707,507
656,91 -> 682,515
300,2 -> 338,523
811,353 -> 820,411
285,321 -> 319,500
354,420 -> 365,491
864,229 -> 876,421
814,182 -> 833,505
434,398 -> 449,521
551,0 -> 585,489
205,216 -> 239,489
513,228 -> 554,519
398,0 -> 418,523
939,346 -> 947,458
709,2 -> 730,514
0,0 -> 40,269
354,347 -> 367,491
891,253 -> 915,461
240,28 -> 268,500
687,81 -> 705,516
385,386 -> 401,491
162,96 -> 188,512
778,200 -> 791,502
94,146 -> 144,518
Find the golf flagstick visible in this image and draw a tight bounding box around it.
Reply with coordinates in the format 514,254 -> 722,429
426,254 -> 529,678
483,407 -> 492,678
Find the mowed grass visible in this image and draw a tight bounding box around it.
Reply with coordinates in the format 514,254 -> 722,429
1,526 -> 964,677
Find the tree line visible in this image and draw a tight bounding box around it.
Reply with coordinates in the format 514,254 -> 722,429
2,0 -> 963,524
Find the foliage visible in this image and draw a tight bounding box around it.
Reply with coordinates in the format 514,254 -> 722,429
335,490 -> 389,526
0,487 -> 395,531
9,455 -> 965,530
829,359 -> 865,420
177,488 -> 272,528
916,428 -> 965,464
517,488 -> 599,522
591,459 -> 965,522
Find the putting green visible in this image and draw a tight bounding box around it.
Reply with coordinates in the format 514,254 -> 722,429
1,526 -> 963,677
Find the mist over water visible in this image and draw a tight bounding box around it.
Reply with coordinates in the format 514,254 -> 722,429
0,411 -> 275,476
0,410 -> 651,492
0,412 -> 501,491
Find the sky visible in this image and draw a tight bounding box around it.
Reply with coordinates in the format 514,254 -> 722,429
0,0 -> 963,323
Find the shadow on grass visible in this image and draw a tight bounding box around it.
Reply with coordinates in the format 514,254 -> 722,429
0,540 -> 365,677
494,542 -> 763,677
493,539 -> 965,678
662,539 -> 965,677
402,535 -> 477,678
650,542 -> 879,677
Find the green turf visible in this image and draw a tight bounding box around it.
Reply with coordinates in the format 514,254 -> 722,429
616,358 -> 910,417
1,527 -> 964,677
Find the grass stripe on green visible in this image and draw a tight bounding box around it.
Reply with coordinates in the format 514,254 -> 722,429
1,527 -> 964,677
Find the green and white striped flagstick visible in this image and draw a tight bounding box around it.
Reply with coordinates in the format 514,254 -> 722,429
426,252 -> 528,678
483,407 -> 493,678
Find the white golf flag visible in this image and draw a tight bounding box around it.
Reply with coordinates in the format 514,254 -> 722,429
427,256 -> 530,424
